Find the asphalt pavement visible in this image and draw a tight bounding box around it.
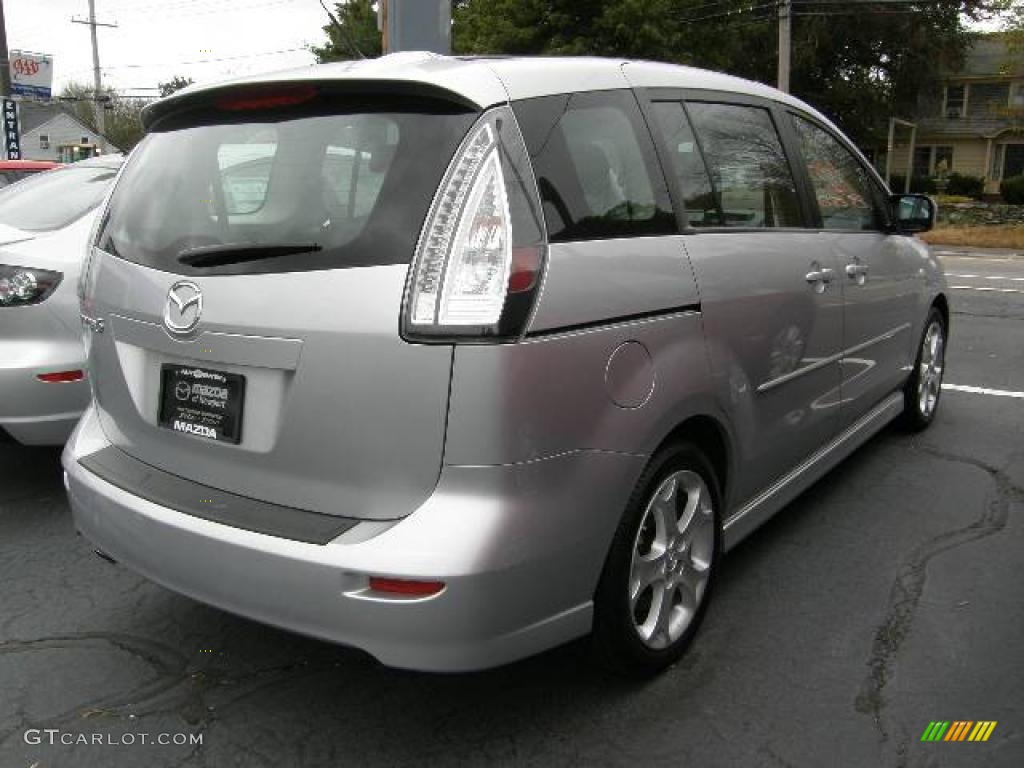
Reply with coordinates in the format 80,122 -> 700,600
1,247 -> 1022,768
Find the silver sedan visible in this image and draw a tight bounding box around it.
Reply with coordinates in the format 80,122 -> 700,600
0,156 -> 122,445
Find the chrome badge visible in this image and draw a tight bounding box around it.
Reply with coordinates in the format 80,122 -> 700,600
164,281 -> 203,335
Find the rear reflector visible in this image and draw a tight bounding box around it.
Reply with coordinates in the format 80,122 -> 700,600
37,370 -> 85,383
368,577 -> 445,597
509,246 -> 542,293
216,84 -> 317,112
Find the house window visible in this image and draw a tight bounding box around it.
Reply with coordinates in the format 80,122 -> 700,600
968,83 -> 1010,117
944,84 -> 966,118
912,146 -> 932,178
39,134 -> 49,149
934,146 -> 954,175
1012,84 -> 1024,109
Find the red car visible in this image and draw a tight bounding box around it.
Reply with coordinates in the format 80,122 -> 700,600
0,159 -> 61,188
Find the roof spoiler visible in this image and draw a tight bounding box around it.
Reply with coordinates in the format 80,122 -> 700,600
142,78 -> 488,132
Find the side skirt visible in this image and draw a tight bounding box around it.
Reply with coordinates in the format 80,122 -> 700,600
722,391 -> 904,551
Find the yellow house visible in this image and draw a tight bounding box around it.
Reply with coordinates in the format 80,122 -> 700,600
885,34 -> 1024,196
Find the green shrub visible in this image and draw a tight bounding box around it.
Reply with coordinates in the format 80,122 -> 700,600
944,173 -> 985,198
1000,175 -> 1024,204
889,174 -> 937,194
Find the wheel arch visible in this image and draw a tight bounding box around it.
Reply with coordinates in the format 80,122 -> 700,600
652,414 -> 732,508
932,292 -> 950,337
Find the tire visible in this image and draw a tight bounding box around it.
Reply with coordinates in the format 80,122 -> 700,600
899,307 -> 946,432
591,442 -> 721,676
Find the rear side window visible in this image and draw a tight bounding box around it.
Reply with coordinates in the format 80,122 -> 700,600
0,166 -> 117,232
790,115 -> 882,231
651,102 -> 719,227
96,95 -> 477,276
685,103 -> 802,228
513,90 -> 675,241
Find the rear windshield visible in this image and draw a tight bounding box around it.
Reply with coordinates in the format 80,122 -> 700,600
0,166 -> 118,231
96,96 -> 478,275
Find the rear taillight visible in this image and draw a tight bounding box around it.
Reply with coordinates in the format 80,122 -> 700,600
403,106 -> 546,342
0,265 -> 62,307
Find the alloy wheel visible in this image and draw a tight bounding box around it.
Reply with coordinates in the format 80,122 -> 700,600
917,320 -> 945,418
628,470 -> 715,650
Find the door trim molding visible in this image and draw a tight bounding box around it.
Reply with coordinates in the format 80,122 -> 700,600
757,322 -> 911,393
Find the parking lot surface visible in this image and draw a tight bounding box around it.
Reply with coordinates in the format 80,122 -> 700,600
2,248 -> 1022,768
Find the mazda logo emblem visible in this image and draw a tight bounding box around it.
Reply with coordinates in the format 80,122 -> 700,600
164,281 -> 202,335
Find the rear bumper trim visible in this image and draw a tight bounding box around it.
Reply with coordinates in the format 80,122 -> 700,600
79,446 -> 359,545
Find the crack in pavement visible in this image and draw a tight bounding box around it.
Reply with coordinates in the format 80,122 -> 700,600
854,444 -> 1020,767
0,632 -> 191,746
0,629 -> 344,767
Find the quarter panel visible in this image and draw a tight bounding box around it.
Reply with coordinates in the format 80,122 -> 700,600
444,311 -> 714,466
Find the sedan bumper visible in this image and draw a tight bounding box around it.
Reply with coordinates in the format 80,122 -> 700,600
63,405 -> 644,671
0,308 -> 88,445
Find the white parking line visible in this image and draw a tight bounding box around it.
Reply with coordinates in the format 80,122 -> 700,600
937,254 -> 1023,262
946,273 -> 1024,282
943,384 -> 1024,399
949,285 -> 1024,293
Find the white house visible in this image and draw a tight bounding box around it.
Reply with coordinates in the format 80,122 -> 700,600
17,101 -> 121,162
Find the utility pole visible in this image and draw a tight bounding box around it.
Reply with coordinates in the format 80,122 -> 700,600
71,0 -> 116,152
777,0 -> 791,93
0,0 -> 11,96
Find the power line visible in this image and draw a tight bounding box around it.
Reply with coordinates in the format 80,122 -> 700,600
61,46 -> 310,79
680,2 -> 780,25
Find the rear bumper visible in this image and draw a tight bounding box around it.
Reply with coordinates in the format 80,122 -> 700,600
0,332 -> 88,446
64,405 -> 645,671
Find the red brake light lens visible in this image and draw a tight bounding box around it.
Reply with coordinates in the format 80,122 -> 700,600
508,246 -> 542,294
216,85 -> 317,112
368,577 -> 445,597
37,370 -> 85,383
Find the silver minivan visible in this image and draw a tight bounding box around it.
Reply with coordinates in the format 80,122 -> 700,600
64,54 -> 947,674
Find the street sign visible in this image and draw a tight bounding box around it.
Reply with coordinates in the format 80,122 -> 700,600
3,100 -> 22,160
9,50 -> 54,99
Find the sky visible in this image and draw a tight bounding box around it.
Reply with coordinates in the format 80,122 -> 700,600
3,1 -> 1011,101
4,0 -> 331,99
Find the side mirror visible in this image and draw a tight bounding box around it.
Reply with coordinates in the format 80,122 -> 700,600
889,193 -> 936,234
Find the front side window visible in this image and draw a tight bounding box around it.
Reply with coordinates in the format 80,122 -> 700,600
791,115 -> 881,231
513,90 -> 675,241
685,102 -> 802,228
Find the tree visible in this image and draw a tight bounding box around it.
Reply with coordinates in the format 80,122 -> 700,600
102,97 -> 148,152
311,0 -> 382,62
158,75 -> 194,97
451,0 -> 1009,145
58,81 -> 146,152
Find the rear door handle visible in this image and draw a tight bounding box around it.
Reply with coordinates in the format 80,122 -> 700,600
845,263 -> 869,277
846,262 -> 869,285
